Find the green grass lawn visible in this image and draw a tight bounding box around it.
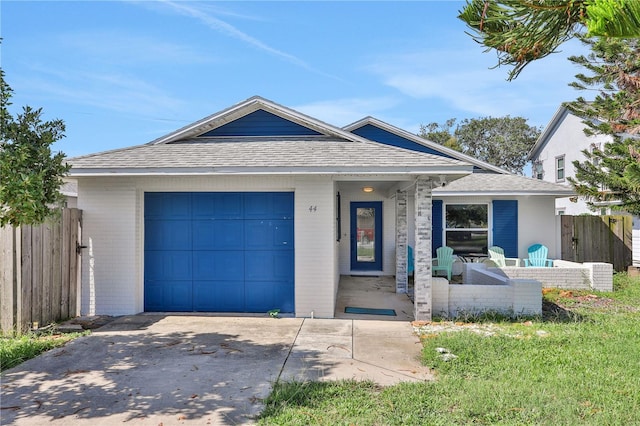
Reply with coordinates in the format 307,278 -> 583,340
0,330 -> 87,372
258,273 -> 640,425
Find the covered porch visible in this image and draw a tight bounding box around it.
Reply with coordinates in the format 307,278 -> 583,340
334,275 -> 414,321
336,177 -> 441,321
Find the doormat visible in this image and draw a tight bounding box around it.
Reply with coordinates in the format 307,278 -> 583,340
345,307 -> 396,316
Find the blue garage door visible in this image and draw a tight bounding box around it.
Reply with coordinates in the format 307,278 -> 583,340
144,192 -> 294,313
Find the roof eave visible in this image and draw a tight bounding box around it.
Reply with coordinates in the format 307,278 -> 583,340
69,165 -> 475,177
343,117 -> 510,175
527,105 -> 568,161
147,96 -> 389,146
433,190 -> 575,197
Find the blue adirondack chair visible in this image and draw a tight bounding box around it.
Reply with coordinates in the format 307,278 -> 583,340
408,246 -> 415,276
523,244 -> 553,267
488,246 -> 520,267
432,246 -> 454,280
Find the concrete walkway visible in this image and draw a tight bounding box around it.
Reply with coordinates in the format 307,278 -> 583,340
1,315 -> 431,425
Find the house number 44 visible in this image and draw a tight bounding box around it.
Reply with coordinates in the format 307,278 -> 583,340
309,206 -> 317,212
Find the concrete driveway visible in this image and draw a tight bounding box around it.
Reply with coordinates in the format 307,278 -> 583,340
1,315 -> 431,425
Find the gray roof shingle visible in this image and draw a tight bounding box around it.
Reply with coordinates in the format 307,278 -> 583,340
435,173 -> 574,195
69,136 -> 472,175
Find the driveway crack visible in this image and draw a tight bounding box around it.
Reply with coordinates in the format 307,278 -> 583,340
275,318 -> 305,384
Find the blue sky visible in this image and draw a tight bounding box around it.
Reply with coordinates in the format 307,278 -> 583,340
2,1 -> 589,158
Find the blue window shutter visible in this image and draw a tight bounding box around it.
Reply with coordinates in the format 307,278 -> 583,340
432,200 -> 443,257
492,200 -> 518,258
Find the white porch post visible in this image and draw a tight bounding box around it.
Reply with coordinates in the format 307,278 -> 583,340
395,190 -> 408,293
414,178 -> 433,321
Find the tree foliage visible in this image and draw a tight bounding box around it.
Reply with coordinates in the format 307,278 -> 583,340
458,0 -> 640,80
419,116 -> 540,174
565,37 -> 640,214
0,69 -> 70,226
418,118 -> 462,151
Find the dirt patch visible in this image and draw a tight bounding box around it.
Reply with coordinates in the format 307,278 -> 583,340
412,321 -> 505,336
67,315 -> 119,330
543,289 -> 638,313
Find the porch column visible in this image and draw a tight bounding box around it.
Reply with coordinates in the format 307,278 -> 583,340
414,178 -> 433,321
395,190 -> 408,293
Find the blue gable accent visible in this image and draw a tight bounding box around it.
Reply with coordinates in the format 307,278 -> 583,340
492,200 -> 518,258
350,124 -> 455,159
432,199 -> 443,257
199,109 -> 322,137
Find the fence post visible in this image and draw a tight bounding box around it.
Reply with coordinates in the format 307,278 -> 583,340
1,226 -> 16,334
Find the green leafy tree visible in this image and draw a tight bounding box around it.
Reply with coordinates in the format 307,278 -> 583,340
565,37 -> 640,214
419,118 -> 462,151
419,116 -> 540,174
0,69 -> 70,226
458,0 -> 640,80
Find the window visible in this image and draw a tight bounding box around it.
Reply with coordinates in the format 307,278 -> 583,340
445,204 -> 488,256
556,155 -> 565,182
533,161 -> 544,180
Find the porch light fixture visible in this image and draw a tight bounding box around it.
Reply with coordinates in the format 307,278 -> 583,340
362,186 -> 374,193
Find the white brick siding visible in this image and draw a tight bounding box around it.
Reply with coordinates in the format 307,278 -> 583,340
496,260 -> 613,291
432,274 -> 542,318
293,176 -> 338,318
78,181 -> 138,316
77,175 -> 339,317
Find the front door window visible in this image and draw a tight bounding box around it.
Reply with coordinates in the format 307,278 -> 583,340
350,202 -> 382,271
356,207 -> 376,262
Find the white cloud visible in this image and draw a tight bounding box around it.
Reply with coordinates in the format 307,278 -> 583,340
15,68 -> 187,117
146,0 -> 338,79
294,97 -> 401,127
58,31 -> 214,65
366,39 -> 589,124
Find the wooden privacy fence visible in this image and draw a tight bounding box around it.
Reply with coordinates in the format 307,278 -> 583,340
561,215 -> 632,272
1,209 -> 82,334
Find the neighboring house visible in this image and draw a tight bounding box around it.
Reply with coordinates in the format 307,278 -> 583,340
60,179 -> 78,208
68,96 -> 572,321
528,105 -> 639,266
527,106 -> 611,216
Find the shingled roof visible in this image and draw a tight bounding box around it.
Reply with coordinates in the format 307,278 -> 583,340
68,96 -> 474,177
434,173 -> 575,196
69,136 -> 472,176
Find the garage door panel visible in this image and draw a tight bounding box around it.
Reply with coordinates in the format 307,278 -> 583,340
275,284 -> 295,313
144,281 -> 164,311
273,220 -> 294,248
245,251 -> 294,281
245,282 -> 277,312
193,281 -> 244,311
192,220 -> 244,250
193,251 -> 244,280
145,280 -> 192,312
145,192 -> 293,313
272,193 -> 295,219
145,220 -> 191,250
245,281 -> 294,313
192,193 -> 243,219
165,281 -> 193,311
245,220 -> 293,250
244,193 -> 294,219
146,193 -> 191,219
145,251 -> 192,280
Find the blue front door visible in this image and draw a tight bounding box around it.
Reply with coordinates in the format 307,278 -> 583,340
144,192 -> 294,313
350,201 -> 383,271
